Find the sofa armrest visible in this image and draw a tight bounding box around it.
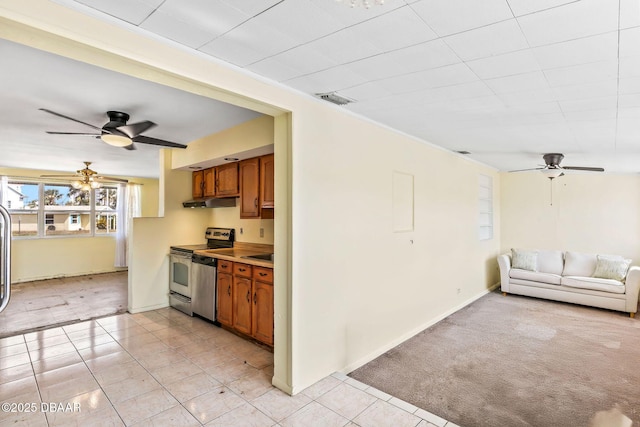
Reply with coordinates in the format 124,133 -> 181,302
625,266 -> 640,313
497,253 -> 512,293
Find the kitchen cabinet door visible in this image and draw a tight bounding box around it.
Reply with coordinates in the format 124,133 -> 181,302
233,276 -> 252,335
217,272 -> 233,327
203,167 -> 216,197
215,163 -> 239,197
239,158 -> 260,218
192,170 -> 204,198
260,154 -> 274,209
252,281 -> 273,346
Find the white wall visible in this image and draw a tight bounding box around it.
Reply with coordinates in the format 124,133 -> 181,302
501,172 -> 640,261
1,3 -> 501,394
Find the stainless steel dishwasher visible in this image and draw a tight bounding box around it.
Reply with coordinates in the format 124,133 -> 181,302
191,254 -> 217,322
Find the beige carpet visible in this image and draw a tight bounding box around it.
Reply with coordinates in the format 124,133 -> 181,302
349,291 -> 640,427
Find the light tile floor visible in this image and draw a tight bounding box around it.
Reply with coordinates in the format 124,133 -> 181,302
0,307 -> 461,426
0,272 -> 127,338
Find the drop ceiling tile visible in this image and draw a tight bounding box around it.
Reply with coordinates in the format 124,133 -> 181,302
199,20 -> 298,66
73,0 -> 164,25
617,107 -> 640,119
256,0 -> 349,45
374,63 -> 479,95
620,0 -> 640,29
467,50 -> 541,79
619,27 -> 640,58
338,82 -> 396,102
409,0 -> 513,37
346,39 -> 460,81
444,19 -> 528,61
347,6 -> 439,52
543,60 -> 618,87
497,88 -> 558,106
619,76 -> 640,94
619,93 -> 640,108
140,0 -> 249,48
563,108 -> 617,122
218,0 -> 281,17
304,9 -> 439,67
619,56 -> 640,79
506,0 -> 579,17
533,32 -> 618,70
284,64 -> 369,94
552,79 -> 618,101
485,71 -> 550,95
248,47 -> 338,81
309,0 -> 407,27
558,95 -> 618,112
413,81 -> 495,106
517,0 -> 618,47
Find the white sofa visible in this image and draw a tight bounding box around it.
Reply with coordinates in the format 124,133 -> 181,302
498,249 -> 640,317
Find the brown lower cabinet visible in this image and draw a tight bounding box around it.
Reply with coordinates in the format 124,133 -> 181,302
216,260 -> 273,346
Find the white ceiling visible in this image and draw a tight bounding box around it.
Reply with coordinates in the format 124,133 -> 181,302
4,0 -> 640,176
0,38 -> 262,178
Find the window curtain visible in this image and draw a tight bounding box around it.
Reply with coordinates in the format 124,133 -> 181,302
114,183 -> 141,268
0,176 -> 8,207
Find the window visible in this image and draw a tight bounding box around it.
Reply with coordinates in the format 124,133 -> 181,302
4,179 -> 119,238
478,174 -> 493,241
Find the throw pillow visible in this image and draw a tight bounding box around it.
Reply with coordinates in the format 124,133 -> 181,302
511,248 -> 538,272
592,255 -> 631,281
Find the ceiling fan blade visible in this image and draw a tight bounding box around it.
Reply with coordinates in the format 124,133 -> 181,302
562,166 -> 605,172
40,174 -> 78,178
95,176 -> 129,183
508,167 -> 546,173
132,135 -> 187,149
117,121 -> 156,138
39,108 -> 104,132
46,131 -> 101,136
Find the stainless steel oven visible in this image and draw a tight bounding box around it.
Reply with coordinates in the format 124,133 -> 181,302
169,227 -> 235,318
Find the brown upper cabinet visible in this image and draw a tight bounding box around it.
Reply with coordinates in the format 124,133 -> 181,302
215,162 -> 239,197
203,167 -> 216,197
260,154 -> 274,209
192,170 -> 204,198
239,158 -> 261,218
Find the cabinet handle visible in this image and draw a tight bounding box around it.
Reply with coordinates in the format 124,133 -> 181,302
227,285 -> 231,296
239,268 -> 246,272
254,197 -> 258,207
259,272 -> 267,277
246,291 -> 250,302
254,293 -> 257,304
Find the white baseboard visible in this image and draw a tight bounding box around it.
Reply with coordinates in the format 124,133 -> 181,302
127,302 -> 168,314
341,284 -> 500,375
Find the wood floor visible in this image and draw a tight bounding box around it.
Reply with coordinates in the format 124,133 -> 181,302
0,272 -> 127,338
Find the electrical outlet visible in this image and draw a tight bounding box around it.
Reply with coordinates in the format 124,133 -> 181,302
260,228 -> 264,238
457,288 -> 461,295
240,228 -> 243,234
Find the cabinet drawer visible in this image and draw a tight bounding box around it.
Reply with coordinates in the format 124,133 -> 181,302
218,260 -> 233,273
253,267 -> 273,283
234,263 -> 252,278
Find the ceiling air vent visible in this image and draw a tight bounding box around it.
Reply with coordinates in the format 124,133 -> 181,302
315,92 -> 355,106
456,151 -> 471,155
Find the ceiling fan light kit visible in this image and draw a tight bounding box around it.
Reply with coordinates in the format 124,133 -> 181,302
101,133 -> 132,147
541,168 -> 563,179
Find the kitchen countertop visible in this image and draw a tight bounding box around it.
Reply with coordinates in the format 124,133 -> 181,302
195,242 -> 274,268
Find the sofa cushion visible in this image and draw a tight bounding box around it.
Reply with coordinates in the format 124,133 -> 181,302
511,248 -> 538,271
561,276 -> 626,294
592,255 -> 631,281
536,250 -> 564,275
510,269 -> 562,285
562,251 -> 597,277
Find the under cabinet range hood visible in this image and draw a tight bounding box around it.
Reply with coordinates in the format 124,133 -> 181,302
183,198 -> 236,208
